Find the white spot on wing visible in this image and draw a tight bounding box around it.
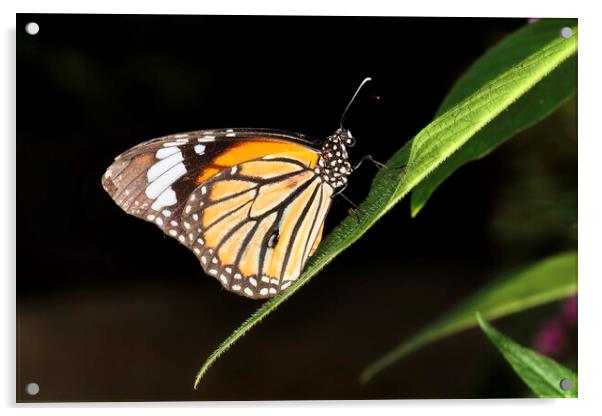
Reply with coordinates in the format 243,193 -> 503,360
198,136 -> 215,142
244,288 -> 253,296
145,163 -> 187,199
147,151 -> 184,182
156,147 -> 179,159
194,144 -> 206,155
151,187 -> 177,210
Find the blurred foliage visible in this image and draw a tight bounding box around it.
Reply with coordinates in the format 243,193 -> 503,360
360,23 -> 578,389
488,99 -> 577,263
411,19 -> 577,216
360,252 -> 577,382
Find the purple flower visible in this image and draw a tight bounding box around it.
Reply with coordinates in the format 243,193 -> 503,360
533,318 -> 567,358
562,295 -> 578,326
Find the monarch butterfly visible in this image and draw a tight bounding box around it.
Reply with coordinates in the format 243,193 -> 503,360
102,78 -> 375,299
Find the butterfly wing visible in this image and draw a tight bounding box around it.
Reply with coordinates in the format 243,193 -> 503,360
180,155 -> 334,299
102,128 -> 331,298
102,128 -> 318,240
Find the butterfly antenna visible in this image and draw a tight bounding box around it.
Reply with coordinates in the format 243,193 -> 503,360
339,77 -> 372,129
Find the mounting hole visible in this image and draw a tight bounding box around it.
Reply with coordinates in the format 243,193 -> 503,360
559,378 -> 572,391
560,27 -> 573,39
25,22 -> 40,35
25,382 -> 40,396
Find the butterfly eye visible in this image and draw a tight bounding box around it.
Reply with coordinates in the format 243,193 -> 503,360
345,136 -> 356,147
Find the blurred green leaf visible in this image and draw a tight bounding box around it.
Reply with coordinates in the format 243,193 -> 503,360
411,19 -> 578,216
360,252 -> 577,383
476,313 -> 577,398
194,29 -> 578,388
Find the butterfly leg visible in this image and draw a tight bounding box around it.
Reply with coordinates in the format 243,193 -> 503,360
332,182 -> 348,198
353,154 -> 386,171
355,154 -> 410,172
342,195 -> 365,223
333,186 -> 365,223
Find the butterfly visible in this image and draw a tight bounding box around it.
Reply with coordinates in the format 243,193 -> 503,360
102,78 -> 373,299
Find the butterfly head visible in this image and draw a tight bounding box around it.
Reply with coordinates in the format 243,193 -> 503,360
316,128 -> 353,189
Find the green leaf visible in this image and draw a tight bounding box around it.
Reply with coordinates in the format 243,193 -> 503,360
476,313 -> 577,398
360,252 -> 577,383
411,19 -> 578,217
194,29 -> 578,389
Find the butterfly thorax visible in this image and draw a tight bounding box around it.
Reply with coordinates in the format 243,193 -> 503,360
316,129 -> 354,189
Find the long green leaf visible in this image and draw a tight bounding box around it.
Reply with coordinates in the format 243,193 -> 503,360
194,29 -> 578,388
411,19 -> 578,216
360,251 -> 577,383
477,313 -> 577,398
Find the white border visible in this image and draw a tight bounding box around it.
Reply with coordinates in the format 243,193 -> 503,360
3,1 -> 601,415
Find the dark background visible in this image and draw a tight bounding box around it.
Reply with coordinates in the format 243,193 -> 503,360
17,14 -> 577,402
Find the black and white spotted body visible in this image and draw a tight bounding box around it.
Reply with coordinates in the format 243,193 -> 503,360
316,128 -> 354,189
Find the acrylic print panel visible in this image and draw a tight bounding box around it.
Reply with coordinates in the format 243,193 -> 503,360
16,14 -> 578,402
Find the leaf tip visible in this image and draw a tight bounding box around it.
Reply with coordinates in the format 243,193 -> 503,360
410,195 -> 425,218
410,206 -> 421,218
193,366 -> 207,390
